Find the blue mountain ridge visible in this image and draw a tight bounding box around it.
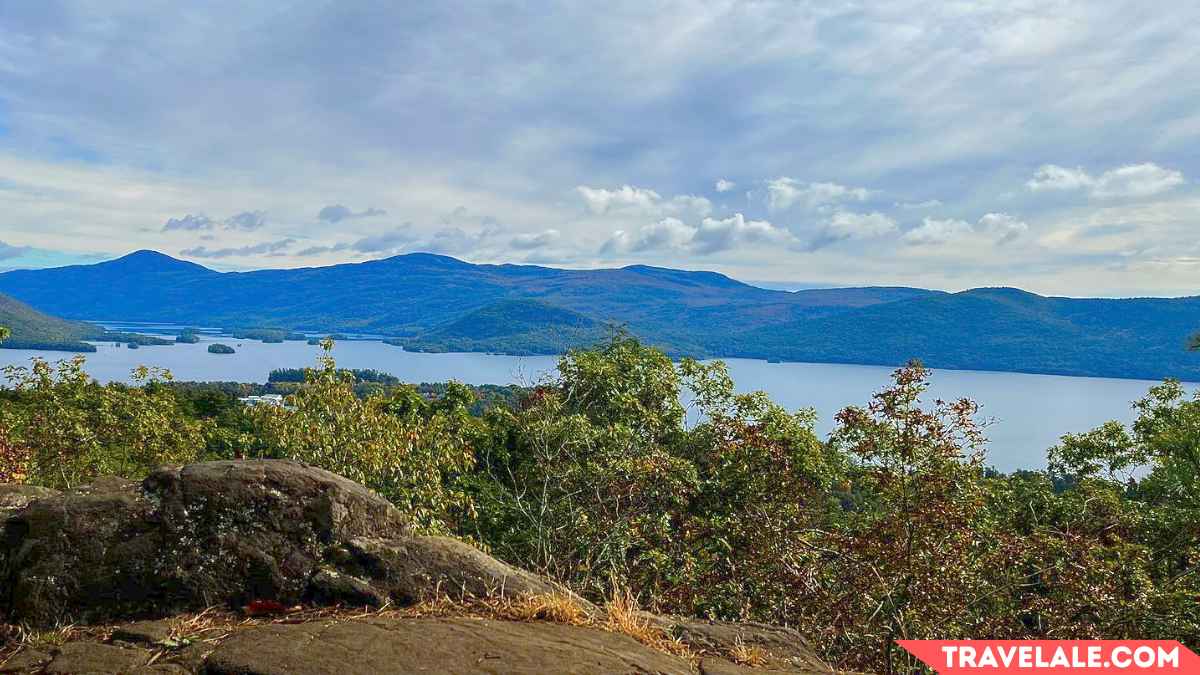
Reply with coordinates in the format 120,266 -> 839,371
1,250 -> 1197,380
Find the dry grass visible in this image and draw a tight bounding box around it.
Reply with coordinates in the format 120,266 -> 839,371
603,587 -> 693,660
1,589 -> 700,669
491,591 -> 591,625
729,637 -> 770,667
0,623 -> 104,668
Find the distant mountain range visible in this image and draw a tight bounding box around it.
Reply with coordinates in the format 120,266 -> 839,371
0,250 -> 1197,380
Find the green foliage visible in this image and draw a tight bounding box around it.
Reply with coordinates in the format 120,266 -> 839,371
208,343 -> 235,354
2,333 -> 1199,672
466,335 -> 696,592
0,357 -> 207,487
793,363 -> 1000,669
467,345 -> 1200,671
246,340 -> 477,532
466,333 -> 838,613
1051,380 -> 1200,505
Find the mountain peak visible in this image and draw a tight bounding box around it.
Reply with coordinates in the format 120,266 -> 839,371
103,250 -> 214,273
620,264 -> 748,289
116,250 -> 182,263
959,286 -> 1044,301
379,252 -> 471,267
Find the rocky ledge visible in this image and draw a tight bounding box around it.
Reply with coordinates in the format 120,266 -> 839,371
1,460 -> 833,674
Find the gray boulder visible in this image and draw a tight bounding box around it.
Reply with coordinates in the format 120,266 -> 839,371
0,485 -> 58,521
1,460 -> 563,627
204,617 -> 693,675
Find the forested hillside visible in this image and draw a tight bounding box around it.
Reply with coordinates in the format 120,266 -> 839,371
734,287 -> 1200,380
0,293 -> 103,351
0,292 -> 173,352
2,251 -> 1199,379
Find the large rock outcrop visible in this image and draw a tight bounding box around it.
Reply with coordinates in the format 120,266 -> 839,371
1,614 -> 834,674
0,460 -> 561,627
1,460 -> 833,673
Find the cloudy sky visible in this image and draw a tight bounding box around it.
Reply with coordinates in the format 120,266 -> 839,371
1,1 -> 1198,295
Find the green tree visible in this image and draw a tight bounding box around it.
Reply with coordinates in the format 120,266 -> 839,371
248,340 -> 477,532
469,334 -> 697,593
1044,380 -> 1200,642
661,357 -> 839,620
468,333 -> 839,615
799,362 -> 1001,672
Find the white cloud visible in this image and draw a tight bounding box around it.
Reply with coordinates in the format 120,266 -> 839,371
693,213 -> 792,254
826,211 -> 896,238
1027,163 -> 1185,199
766,178 -> 871,212
1027,165 -> 1095,192
902,217 -> 973,245
903,213 -> 1028,246
1,3 -> 1199,292
577,185 -> 663,214
602,217 -> 697,255
1091,164 -> 1186,199
715,178 -> 736,192
576,184 -> 711,218
978,212 -> 1029,244
601,213 -> 793,256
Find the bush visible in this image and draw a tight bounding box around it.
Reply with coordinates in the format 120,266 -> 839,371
246,340 -> 478,532
0,357 -> 208,488
466,334 -> 840,612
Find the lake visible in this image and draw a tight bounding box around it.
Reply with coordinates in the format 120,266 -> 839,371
0,330 -> 1183,472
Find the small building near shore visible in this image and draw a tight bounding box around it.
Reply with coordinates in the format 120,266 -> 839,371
237,394 -> 286,407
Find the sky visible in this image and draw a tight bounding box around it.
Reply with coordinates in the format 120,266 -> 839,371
0,1 -> 1198,296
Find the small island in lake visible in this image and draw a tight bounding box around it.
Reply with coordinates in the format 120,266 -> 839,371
207,343 -> 235,354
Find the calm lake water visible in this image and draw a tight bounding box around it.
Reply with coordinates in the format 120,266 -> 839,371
0,330 -> 1184,472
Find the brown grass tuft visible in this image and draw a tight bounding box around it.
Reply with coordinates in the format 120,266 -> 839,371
729,637 -> 770,667
603,587 -> 693,660
1,589 -> 701,667
495,592 -> 590,625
